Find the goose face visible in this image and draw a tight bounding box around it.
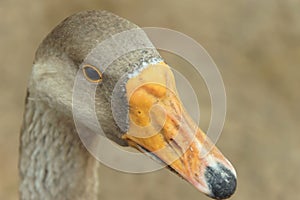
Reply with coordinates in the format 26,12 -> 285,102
29,10 -> 236,199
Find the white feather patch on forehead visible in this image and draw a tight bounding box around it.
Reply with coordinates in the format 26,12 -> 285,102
127,57 -> 163,79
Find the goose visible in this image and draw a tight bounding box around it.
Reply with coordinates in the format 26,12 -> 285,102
19,10 -> 236,200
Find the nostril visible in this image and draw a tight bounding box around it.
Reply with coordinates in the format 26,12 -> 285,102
205,163 -> 237,199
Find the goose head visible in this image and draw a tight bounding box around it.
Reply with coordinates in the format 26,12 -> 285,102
28,10 -> 236,199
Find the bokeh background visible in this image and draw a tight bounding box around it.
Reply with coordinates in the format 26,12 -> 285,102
1,0 -> 299,199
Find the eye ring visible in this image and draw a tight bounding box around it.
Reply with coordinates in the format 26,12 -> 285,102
82,64 -> 103,83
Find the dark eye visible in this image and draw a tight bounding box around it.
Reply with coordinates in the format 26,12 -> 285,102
82,65 -> 102,83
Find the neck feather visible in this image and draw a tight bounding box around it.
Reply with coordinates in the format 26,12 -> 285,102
19,98 -> 99,200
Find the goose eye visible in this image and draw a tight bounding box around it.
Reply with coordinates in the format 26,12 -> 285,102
82,65 -> 102,83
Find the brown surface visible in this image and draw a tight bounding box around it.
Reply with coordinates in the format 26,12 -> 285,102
0,0 -> 299,199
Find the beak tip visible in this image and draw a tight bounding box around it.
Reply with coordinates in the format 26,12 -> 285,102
205,163 -> 237,199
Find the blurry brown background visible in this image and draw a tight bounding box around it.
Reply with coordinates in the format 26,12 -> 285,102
1,0 -> 299,199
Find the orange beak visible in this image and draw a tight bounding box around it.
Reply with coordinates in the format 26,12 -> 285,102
122,62 -> 237,199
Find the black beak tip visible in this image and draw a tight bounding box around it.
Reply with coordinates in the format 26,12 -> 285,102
205,163 -> 237,199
